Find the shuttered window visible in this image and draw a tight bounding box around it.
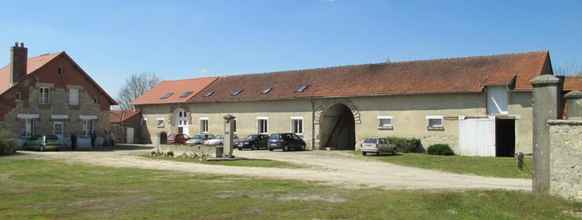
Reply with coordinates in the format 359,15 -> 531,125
69,88 -> 79,106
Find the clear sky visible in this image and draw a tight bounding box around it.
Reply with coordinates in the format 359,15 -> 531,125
1,0 -> 581,98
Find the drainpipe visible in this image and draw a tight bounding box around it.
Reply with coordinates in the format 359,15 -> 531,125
310,97 -> 315,151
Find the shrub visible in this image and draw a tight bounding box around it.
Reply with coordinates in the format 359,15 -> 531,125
427,144 -> 455,156
386,137 -> 423,153
0,127 -> 17,156
166,151 -> 174,158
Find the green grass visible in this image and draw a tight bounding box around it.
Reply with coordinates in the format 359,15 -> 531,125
357,152 -> 533,178
0,158 -> 580,219
141,155 -> 307,169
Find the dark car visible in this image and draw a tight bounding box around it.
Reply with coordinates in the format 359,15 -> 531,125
170,133 -> 190,145
268,133 -> 305,151
236,134 -> 269,150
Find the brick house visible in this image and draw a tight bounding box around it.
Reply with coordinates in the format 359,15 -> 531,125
134,51 -> 555,156
0,42 -> 116,147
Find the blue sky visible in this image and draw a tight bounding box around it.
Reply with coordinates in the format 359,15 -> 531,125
1,0 -> 581,98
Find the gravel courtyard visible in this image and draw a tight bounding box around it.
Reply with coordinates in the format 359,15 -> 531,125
20,148 -> 531,191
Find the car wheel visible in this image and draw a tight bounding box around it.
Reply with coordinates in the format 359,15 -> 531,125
283,146 -> 288,152
362,152 -> 367,156
268,148 -> 273,151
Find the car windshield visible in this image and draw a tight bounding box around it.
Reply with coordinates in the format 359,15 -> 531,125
215,135 -> 223,139
192,135 -> 204,139
270,134 -> 282,139
363,138 -> 377,144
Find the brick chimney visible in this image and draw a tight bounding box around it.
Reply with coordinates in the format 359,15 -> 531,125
9,42 -> 28,86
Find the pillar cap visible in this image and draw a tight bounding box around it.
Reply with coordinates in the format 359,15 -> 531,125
565,90 -> 582,99
223,114 -> 235,121
531,74 -> 560,87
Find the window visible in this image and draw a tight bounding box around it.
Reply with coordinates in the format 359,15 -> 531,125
262,88 -> 272,94
24,119 -> 38,137
232,119 -> 237,133
53,121 -> 64,136
39,87 -> 50,104
291,117 -> 303,135
257,117 -> 268,134
426,116 -> 444,130
81,119 -> 96,136
179,91 -> 194,98
295,84 -> 309,93
200,118 -> 209,133
205,90 -> 215,97
157,119 -> 165,128
160,92 -> 174,100
377,116 -> 393,130
177,110 -> 188,126
231,89 -> 243,96
69,88 -> 79,106
15,92 -> 22,101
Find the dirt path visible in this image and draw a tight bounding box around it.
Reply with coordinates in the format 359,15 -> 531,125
20,149 -> 531,191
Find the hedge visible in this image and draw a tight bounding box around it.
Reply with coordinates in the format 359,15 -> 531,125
385,137 -> 423,153
427,144 -> 455,156
0,127 -> 17,156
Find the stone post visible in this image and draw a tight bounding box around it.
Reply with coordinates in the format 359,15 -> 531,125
565,91 -> 582,120
223,114 -> 235,158
531,75 -> 560,193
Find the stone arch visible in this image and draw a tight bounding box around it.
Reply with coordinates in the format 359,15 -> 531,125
314,99 -> 360,150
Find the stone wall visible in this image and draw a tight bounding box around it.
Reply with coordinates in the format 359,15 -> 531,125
548,120 -> 582,201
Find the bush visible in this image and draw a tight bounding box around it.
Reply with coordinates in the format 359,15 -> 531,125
427,144 -> 455,156
0,127 -> 17,156
386,137 -> 423,153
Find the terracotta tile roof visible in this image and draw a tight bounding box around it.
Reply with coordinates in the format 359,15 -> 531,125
132,77 -> 218,105
564,76 -> 582,91
0,52 -> 60,93
110,110 -> 141,123
187,51 -> 550,103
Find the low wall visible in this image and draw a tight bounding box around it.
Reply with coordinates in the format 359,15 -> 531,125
548,120 -> 582,201
153,144 -> 219,157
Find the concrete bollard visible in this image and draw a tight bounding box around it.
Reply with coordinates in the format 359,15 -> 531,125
564,91 -> 582,120
530,74 -> 560,194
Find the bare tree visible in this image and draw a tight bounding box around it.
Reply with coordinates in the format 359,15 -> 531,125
554,63 -> 582,76
117,73 -> 160,110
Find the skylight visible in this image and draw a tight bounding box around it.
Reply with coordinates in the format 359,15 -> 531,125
179,91 -> 194,98
205,90 -> 215,97
262,87 -> 272,94
295,84 -> 309,93
231,89 -> 243,96
160,92 -> 175,100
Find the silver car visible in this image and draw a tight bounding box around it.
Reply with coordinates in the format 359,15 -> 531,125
361,138 -> 397,156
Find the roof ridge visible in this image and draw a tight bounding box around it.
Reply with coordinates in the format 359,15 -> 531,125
198,50 -> 549,79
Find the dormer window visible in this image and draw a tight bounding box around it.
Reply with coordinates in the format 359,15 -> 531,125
180,91 -> 194,98
295,84 -> 309,93
231,89 -> 243,96
160,92 -> 174,100
205,90 -> 215,97
262,88 -> 272,95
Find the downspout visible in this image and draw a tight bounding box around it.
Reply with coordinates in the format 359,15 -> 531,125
310,97 -> 315,151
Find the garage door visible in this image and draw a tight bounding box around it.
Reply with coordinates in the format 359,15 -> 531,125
458,117 -> 495,156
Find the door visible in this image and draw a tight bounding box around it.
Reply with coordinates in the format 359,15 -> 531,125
458,118 -> 495,156
495,119 -> 515,157
53,121 -> 64,140
126,127 -> 134,144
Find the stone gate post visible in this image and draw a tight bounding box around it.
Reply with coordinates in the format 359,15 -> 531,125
531,75 -> 560,193
223,114 -> 235,158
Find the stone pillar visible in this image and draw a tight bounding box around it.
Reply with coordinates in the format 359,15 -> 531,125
223,114 -> 235,158
565,91 -> 582,120
531,75 -> 560,193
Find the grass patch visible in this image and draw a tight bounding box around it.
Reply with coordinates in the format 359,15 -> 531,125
0,158 -> 579,219
357,152 -> 532,178
141,155 -> 307,169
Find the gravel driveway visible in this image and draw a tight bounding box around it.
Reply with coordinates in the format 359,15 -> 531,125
21,148 -> 531,191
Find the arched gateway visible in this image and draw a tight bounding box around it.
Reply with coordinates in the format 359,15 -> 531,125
314,100 -> 360,150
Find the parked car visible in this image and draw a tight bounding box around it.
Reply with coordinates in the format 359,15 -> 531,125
205,135 -> 224,145
236,134 -> 269,150
186,134 -> 211,145
361,137 -> 397,156
170,133 -> 190,145
24,135 -> 64,151
268,133 -> 305,151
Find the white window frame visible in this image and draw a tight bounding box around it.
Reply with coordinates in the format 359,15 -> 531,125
290,116 -> 303,135
200,117 -> 209,133
81,119 -> 96,136
68,88 -> 79,106
377,116 -> 394,130
426,115 -> 444,130
257,117 -> 269,134
39,87 -> 50,104
156,118 -> 165,128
